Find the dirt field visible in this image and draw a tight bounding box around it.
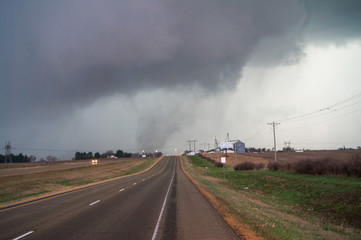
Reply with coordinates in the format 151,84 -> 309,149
202,149 -> 361,166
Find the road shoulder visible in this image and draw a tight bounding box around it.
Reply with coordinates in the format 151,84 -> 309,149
180,156 -> 263,240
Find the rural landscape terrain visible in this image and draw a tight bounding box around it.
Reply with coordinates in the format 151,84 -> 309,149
1,150 -> 360,239
1,1 -> 361,239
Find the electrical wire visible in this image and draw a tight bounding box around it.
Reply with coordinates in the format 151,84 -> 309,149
275,92 -> 361,123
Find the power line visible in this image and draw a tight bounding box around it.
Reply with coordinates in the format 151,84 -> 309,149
276,92 -> 361,123
328,92 -> 361,108
244,125 -> 269,141
280,107 -> 361,131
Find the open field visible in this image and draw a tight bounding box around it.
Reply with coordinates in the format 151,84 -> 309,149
183,155 -> 361,239
202,152 -> 268,166
202,149 -> 361,166
0,158 -> 158,206
0,159 -> 134,177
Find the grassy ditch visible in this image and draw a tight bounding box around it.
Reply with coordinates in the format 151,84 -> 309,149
0,158 -> 158,205
183,155 -> 361,240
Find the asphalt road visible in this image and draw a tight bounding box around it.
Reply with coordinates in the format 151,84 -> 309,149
0,156 -> 239,240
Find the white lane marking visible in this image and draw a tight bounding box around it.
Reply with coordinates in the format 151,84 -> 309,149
89,200 -> 101,206
13,231 -> 34,240
142,179 -> 145,181
119,188 -> 125,192
151,159 -> 176,240
148,176 -> 151,178
133,183 -> 137,185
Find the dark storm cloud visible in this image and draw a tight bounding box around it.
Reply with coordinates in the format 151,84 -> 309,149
1,0 -> 360,152
301,0 -> 361,43
0,0 -> 305,119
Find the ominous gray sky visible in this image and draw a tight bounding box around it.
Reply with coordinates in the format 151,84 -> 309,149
1,0 -> 361,159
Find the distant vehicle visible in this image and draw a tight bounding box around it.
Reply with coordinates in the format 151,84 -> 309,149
91,159 -> 98,165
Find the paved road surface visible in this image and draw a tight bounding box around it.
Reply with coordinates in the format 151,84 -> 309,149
0,156 -> 239,240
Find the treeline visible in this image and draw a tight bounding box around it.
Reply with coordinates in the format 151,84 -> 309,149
0,153 -> 36,163
74,149 -> 132,160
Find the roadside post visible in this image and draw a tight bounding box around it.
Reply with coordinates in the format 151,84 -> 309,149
221,157 -> 226,179
206,167 -> 208,176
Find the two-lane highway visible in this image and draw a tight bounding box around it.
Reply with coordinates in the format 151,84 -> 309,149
0,157 -> 239,240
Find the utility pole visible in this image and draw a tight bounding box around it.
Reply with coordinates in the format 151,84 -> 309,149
225,133 -> 230,142
5,141 -> 12,163
213,137 -> 218,149
186,140 -> 197,152
187,140 -> 192,151
268,122 -> 280,163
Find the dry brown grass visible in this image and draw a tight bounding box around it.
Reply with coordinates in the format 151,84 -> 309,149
202,153 -> 268,166
0,158 -> 157,207
0,159 -> 130,176
256,149 -> 361,163
203,149 -> 361,166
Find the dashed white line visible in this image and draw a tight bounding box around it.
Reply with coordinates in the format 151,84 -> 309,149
119,188 -> 125,192
142,179 -> 145,181
133,183 -> 137,185
89,200 -> 101,206
13,231 -> 34,240
151,160 -> 176,240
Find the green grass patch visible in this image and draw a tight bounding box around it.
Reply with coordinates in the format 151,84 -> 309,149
188,155 -> 361,233
0,191 -> 50,204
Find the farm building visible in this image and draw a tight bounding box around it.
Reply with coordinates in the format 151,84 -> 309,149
234,141 -> 245,153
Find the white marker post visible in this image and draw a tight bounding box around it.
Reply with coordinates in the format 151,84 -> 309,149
221,157 -> 226,179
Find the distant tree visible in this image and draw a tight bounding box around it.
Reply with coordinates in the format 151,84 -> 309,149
46,155 -> 57,162
87,152 -> 93,159
115,150 -> 123,158
29,155 -> 36,163
23,154 -> 31,162
123,152 -> 132,158
0,154 -> 4,163
101,150 -> 114,158
18,153 -> 24,162
106,150 -> 114,155
94,152 -> 100,158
